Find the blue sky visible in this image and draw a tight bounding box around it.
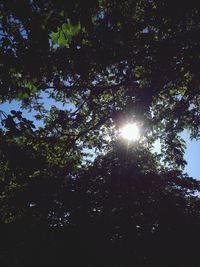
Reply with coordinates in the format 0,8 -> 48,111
1,99 -> 200,179
182,131 -> 200,179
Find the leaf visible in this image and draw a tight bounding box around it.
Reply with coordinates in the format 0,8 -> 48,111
25,81 -> 37,93
51,22 -> 81,48
52,31 -> 60,44
17,91 -> 29,101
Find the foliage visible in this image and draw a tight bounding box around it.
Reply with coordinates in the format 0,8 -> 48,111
1,144 -> 200,266
1,0 -> 200,166
52,22 -> 82,48
0,1 -> 200,266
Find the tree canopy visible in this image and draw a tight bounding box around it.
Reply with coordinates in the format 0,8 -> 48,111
0,1 -> 200,266
1,0 -> 200,165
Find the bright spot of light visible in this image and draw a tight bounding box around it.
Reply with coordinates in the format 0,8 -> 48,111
120,123 -> 140,141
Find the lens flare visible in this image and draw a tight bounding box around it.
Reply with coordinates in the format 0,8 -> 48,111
120,123 -> 140,141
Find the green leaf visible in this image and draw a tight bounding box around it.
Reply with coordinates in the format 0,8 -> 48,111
51,22 -> 81,48
52,31 -> 60,44
25,81 -> 37,93
17,91 -> 29,100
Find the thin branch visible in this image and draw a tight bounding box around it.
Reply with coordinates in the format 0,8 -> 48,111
71,100 -> 87,116
40,79 -> 134,92
56,116 -> 109,169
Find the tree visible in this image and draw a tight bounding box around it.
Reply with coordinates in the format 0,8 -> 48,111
1,143 -> 200,266
70,145 -> 200,267
1,0 -> 200,165
0,1 -> 200,266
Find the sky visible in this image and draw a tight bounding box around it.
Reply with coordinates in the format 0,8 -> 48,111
0,99 -> 200,180
182,131 -> 200,179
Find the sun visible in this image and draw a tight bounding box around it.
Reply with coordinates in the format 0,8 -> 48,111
120,123 -> 140,141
